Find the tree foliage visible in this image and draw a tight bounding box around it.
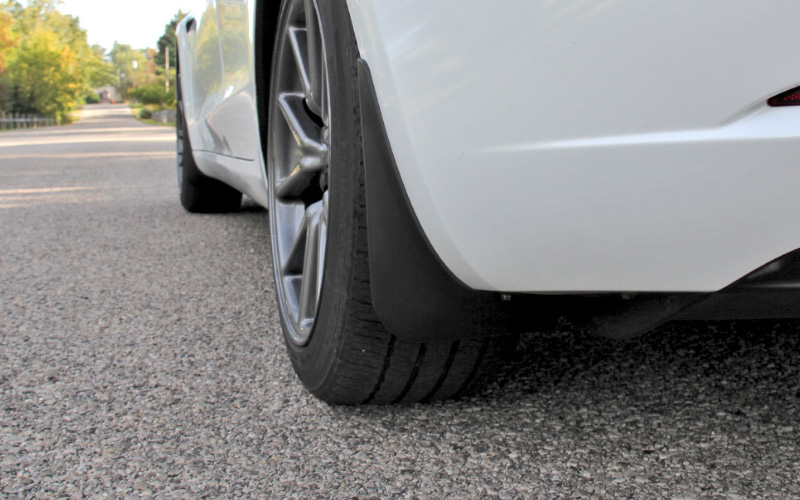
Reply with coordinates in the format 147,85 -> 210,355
0,9 -> 16,74
0,0 -> 113,120
155,10 -> 187,69
129,82 -> 174,107
110,42 -> 148,100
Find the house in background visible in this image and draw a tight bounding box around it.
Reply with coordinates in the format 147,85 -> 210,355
95,86 -> 120,104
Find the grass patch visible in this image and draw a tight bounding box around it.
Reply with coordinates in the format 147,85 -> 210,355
130,103 -> 175,127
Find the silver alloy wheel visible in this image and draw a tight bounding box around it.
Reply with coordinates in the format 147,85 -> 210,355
268,0 -> 331,346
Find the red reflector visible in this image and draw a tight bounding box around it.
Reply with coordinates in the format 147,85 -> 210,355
768,87 -> 800,107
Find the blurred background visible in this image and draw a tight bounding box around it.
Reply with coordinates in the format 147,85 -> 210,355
0,0 -> 187,127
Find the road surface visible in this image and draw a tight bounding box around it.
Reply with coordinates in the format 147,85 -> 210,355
1,104 -> 799,499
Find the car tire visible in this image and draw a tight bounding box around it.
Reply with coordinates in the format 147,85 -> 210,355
267,0 -> 515,404
176,64 -> 242,213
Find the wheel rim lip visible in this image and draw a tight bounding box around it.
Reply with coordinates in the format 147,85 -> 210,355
268,0 -> 331,347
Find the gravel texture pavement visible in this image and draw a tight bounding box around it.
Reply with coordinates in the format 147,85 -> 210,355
1,104 -> 800,499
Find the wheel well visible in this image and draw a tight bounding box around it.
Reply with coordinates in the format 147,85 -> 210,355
254,0 -> 282,165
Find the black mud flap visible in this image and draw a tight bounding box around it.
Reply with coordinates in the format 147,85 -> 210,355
357,60 -> 520,341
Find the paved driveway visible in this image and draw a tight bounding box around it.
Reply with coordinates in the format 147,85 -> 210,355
1,104 -> 799,499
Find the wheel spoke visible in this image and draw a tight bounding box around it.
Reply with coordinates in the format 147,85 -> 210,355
298,201 -> 324,324
276,159 -> 322,201
317,191 -> 328,298
282,207 -> 309,275
276,93 -> 328,200
304,0 -> 323,117
278,93 -> 327,157
288,27 -> 314,106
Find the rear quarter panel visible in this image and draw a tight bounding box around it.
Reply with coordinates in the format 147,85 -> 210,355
346,0 -> 800,293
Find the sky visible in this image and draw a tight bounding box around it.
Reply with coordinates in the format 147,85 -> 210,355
59,0 -> 190,52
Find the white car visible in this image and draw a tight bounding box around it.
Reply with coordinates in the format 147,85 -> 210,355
175,0 -> 800,404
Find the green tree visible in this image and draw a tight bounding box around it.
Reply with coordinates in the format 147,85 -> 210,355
110,42 -> 148,100
129,81 -> 174,107
155,10 -> 187,69
87,44 -> 114,87
0,0 -> 112,120
5,26 -> 83,118
0,9 -> 16,73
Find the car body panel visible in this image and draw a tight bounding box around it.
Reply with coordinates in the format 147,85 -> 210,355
182,1 -> 224,153
178,0 -> 800,294
217,0 -> 261,161
177,0 -> 269,207
345,0 -> 800,292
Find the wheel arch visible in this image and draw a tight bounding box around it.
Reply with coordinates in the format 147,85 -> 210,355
254,0 -> 282,168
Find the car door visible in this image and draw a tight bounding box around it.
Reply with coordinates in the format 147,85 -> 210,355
214,0 -> 260,161
184,0 -> 227,154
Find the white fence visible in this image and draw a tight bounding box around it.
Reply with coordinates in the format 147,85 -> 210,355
0,111 -> 56,130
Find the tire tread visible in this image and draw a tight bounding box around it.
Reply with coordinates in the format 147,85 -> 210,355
280,0 -> 514,405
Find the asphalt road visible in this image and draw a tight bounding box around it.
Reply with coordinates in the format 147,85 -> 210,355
1,104 -> 799,499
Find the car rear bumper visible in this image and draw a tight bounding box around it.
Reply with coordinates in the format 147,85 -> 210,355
348,0 -> 800,294
358,59 -> 800,341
